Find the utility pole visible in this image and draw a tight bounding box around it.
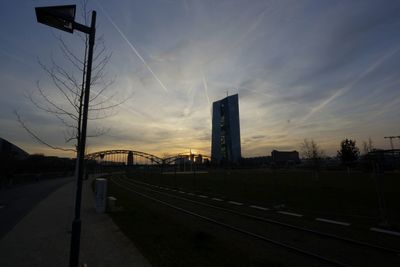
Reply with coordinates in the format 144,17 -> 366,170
384,136 -> 400,150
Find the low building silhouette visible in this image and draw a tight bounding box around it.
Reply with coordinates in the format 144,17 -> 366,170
271,150 -> 300,166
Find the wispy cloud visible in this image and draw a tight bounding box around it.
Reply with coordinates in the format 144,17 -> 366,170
0,47 -> 27,65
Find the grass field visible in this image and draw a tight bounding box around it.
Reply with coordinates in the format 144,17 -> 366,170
108,177 -> 322,267
107,169 -> 400,266
125,168 -> 400,224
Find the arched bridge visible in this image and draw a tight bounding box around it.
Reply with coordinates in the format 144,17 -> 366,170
86,150 -> 163,165
86,149 -> 210,166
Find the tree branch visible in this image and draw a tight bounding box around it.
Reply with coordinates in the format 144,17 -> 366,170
15,111 -> 76,152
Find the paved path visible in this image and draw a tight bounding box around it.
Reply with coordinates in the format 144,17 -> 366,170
0,177 -> 151,267
0,177 -> 74,239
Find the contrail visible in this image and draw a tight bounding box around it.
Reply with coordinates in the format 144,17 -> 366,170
302,46 -> 400,123
202,73 -> 211,106
95,1 -> 169,92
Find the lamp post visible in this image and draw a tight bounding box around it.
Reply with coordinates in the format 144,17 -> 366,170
35,5 -> 96,267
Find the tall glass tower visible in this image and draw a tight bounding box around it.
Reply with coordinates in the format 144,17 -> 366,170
211,94 -> 241,163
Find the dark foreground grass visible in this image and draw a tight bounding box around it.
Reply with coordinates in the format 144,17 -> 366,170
126,169 -> 400,224
108,179 -> 299,267
107,170 -> 400,266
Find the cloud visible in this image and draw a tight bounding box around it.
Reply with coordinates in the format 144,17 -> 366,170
2,0 -> 400,157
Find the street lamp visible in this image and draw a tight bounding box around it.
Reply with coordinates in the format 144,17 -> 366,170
35,5 -> 96,267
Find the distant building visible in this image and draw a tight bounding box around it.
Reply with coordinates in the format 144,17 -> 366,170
127,151 -> 134,165
365,149 -> 400,171
211,94 -> 241,163
271,150 -> 300,165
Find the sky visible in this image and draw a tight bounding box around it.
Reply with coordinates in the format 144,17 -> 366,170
0,0 -> 400,158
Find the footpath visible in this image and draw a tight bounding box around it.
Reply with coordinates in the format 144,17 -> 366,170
0,176 -> 152,267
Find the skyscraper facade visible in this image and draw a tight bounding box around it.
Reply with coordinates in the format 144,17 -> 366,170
211,94 -> 241,163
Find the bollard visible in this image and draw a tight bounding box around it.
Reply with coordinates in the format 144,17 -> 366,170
95,178 -> 107,213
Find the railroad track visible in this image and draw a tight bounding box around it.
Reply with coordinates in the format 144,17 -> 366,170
111,176 -> 400,267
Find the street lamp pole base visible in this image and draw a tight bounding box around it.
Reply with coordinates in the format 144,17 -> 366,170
69,219 -> 82,267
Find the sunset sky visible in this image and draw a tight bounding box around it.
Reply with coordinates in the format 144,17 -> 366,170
1,0 -> 400,158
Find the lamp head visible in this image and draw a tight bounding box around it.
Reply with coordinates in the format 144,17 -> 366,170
35,5 -> 76,33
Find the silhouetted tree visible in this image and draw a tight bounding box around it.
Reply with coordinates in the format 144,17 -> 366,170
16,0 -> 127,153
300,139 -> 324,179
337,138 -> 359,173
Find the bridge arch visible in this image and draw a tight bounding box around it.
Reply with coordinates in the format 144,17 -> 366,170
86,150 -> 211,166
86,150 -> 163,165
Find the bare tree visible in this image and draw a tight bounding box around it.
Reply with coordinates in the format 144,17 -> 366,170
300,139 -> 324,179
362,137 -> 374,155
361,137 -> 377,172
16,0 -> 127,153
